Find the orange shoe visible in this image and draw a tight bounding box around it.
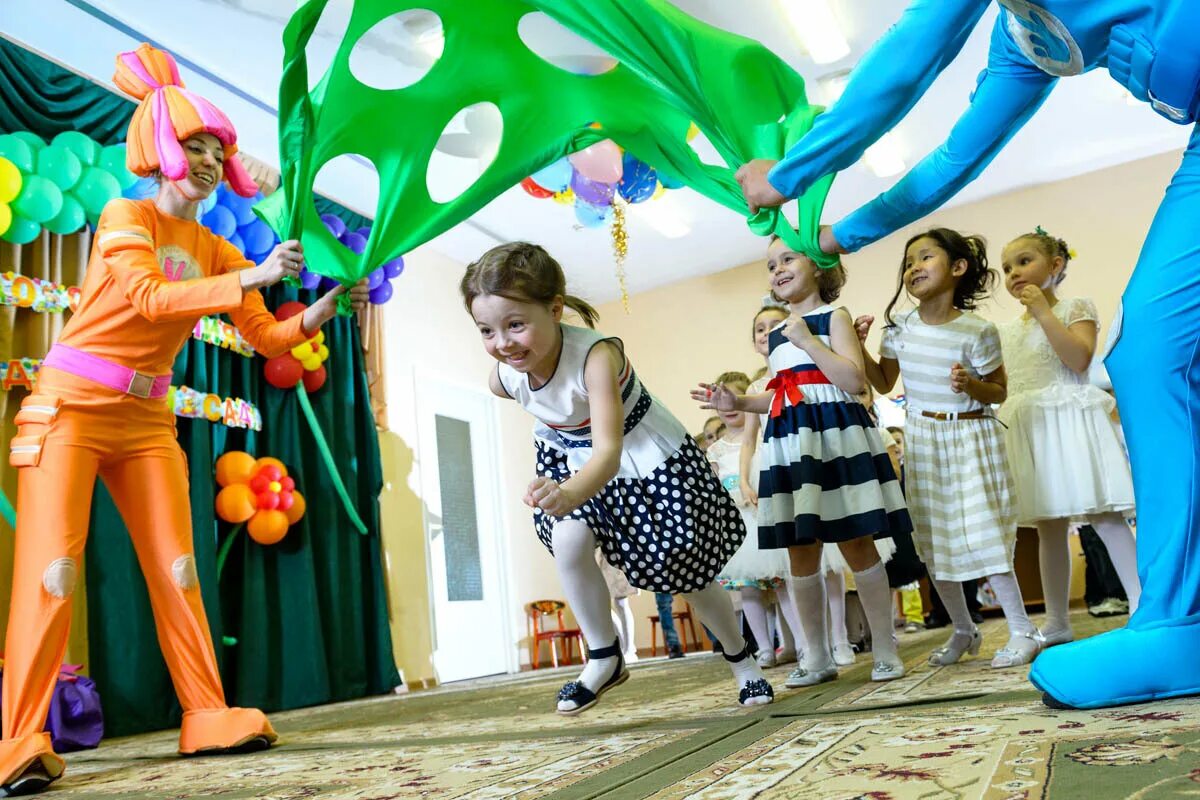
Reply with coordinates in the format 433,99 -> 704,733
178,708 -> 277,756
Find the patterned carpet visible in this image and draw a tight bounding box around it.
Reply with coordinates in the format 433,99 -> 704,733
48,611 -> 1200,799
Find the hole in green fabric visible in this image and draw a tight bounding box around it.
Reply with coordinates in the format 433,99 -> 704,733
517,11 -> 618,76
349,9 -> 444,91
428,102 -> 503,204
304,2 -> 353,92
687,127 -> 728,169
313,153 -> 380,227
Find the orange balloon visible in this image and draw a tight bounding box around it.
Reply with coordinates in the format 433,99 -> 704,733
247,510 -> 290,545
253,457 -> 288,480
215,451 -> 256,487
283,490 -> 306,525
215,484 -> 257,523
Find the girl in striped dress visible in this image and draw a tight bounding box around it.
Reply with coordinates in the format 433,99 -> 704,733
856,228 -> 1041,669
696,237 -> 912,686
463,242 -> 773,715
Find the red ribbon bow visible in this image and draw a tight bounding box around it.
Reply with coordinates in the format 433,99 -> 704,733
766,371 -> 807,418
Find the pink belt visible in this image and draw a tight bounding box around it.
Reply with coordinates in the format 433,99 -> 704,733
43,344 -> 172,399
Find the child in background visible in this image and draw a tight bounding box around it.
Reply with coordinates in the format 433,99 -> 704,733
997,229 -> 1140,646
857,228 -> 1040,669
464,242 -> 773,713
697,237 -> 911,686
708,370 -> 798,667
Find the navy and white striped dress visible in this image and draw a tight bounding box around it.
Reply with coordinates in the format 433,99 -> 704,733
500,324 -> 744,593
757,306 -> 912,548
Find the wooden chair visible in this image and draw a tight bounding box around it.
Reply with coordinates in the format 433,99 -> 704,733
525,600 -> 585,669
648,600 -> 699,655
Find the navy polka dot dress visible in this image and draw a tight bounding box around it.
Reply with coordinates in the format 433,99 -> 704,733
501,324 -> 744,593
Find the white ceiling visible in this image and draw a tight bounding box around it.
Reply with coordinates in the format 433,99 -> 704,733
6,0 -> 1191,302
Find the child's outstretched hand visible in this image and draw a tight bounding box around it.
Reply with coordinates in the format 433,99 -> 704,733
526,476 -> 578,516
853,315 -> 874,344
691,382 -> 738,412
949,362 -> 971,394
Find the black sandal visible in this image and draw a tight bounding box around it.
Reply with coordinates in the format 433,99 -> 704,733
0,762 -> 53,797
724,645 -> 775,707
556,639 -> 629,716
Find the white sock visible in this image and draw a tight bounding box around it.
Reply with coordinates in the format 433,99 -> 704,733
826,569 -> 850,649
852,561 -> 899,665
775,578 -> 807,655
988,571 -> 1037,637
551,522 -> 620,707
931,578 -> 975,635
793,572 -> 834,671
1036,519 -> 1073,635
1089,512 -> 1142,613
682,583 -> 767,692
740,587 -> 773,656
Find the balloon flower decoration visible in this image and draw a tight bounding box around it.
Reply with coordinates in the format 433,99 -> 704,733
0,131 -> 137,243
303,214 -> 405,306
262,301 -> 330,392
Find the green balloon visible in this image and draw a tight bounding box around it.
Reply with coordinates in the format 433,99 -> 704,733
98,144 -> 137,190
52,131 -> 100,167
43,194 -> 85,235
0,214 -> 41,245
12,175 -> 63,224
72,166 -> 121,216
10,132 -> 45,153
0,135 -> 35,173
36,145 -> 83,192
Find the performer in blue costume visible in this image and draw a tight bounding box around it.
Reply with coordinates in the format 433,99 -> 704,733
736,0 -> 1200,710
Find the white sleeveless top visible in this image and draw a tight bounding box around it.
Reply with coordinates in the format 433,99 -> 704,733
498,324 -> 687,478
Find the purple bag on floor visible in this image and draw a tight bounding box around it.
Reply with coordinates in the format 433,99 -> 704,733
46,665 -> 104,752
0,664 -> 104,752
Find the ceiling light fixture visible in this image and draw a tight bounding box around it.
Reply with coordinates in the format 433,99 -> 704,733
863,135 -> 906,178
781,1 -> 850,65
637,198 -> 691,239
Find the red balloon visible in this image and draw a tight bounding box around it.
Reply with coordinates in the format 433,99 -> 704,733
277,492 -> 295,511
275,301 -> 308,322
264,354 -> 304,389
258,465 -> 283,482
280,476 -> 295,492
249,475 -> 270,494
257,491 -> 281,510
520,177 -> 554,199
302,365 -> 327,393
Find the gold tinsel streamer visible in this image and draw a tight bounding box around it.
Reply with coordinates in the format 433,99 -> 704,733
611,197 -> 630,313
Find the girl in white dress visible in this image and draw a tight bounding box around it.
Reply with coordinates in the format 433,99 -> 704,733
708,370 -> 797,667
997,229 -> 1140,646
857,228 -> 1040,669
462,242 -> 773,715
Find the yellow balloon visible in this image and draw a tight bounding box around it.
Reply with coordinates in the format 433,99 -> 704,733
0,158 -> 21,205
686,122 -> 700,142
313,330 -> 325,345
317,344 -> 330,362
0,203 -> 10,237
552,188 -> 575,206
302,356 -> 322,371
652,182 -> 667,200
291,342 -> 314,360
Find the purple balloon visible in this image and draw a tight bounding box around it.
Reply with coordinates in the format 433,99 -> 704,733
341,232 -> 367,254
570,171 -> 615,206
318,275 -> 340,292
382,256 -> 405,279
355,225 -> 372,239
201,205 -> 237,239
368,280 -> 394,305
320,213 -> 346,238
366,268 -> 385,290
299,268 -> 323,290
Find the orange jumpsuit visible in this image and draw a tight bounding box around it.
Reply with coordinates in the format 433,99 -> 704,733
1,197 -> 309,784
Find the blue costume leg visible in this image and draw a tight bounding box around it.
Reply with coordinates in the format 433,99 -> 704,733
1030,123 -> 1200,708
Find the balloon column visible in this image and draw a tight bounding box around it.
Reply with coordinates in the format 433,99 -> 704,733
199,184 -> 281,265
262,301 -> 330,392
0,131 -> 136,243
214,451 -> 307,547
304,214 -> 404,305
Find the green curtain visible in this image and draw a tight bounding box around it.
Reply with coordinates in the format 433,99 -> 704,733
1,38 -> 399,736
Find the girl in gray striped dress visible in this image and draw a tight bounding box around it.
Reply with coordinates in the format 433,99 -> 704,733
857,228 -> 1041,669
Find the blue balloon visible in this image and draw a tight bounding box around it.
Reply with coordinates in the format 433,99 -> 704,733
355,225 -> 372,240
123,175 -> 159,201
227,232 -> 245,254
367,268 -> 385,290
318,275 -> 339,292
241,219 -> 275,255
320,213 -> 346,238
618,153 -> 658,203
368,280 -> 394,305
201,205 -> 237,239
531,158 -> 573,193
299,268 -> 323,290
341,232 -> 368,255
574,200 -> 610,229
220,188 -> 257,226
382,256 -> 405,279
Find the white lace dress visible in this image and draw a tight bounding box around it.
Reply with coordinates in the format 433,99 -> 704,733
998,298 -> 1135,524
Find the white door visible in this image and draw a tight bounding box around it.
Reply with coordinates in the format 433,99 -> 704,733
415,376 -> 511,683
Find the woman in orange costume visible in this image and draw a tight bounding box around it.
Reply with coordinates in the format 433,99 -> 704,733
0,44 -> 369,795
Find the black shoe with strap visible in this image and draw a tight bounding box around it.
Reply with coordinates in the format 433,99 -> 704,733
0,762 -> 53,797
556,639 -> 629,716
723,644 -> 775,707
